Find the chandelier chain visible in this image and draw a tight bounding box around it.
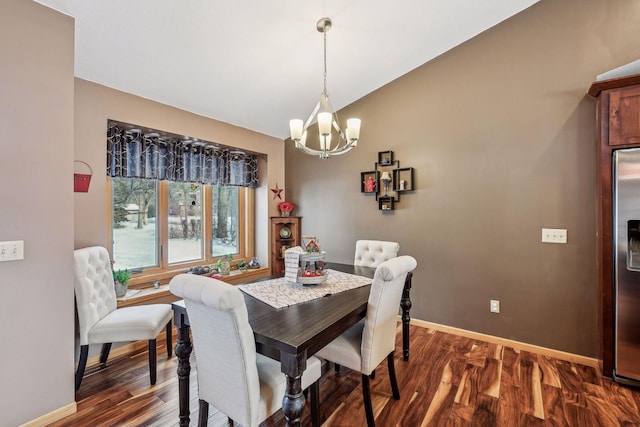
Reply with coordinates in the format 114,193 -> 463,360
323,29 -> 328,96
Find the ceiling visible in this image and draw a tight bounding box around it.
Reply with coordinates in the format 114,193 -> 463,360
35,0 -> 539,139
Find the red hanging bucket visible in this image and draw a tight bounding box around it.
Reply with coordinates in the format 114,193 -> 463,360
74,160 -> 93,193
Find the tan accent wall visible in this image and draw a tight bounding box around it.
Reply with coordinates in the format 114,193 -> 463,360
0,1 -> 75,425
286,0 -> 640,357
74,78 -> 286,267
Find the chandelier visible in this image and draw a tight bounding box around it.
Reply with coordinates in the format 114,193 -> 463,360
289,18 -> 361,159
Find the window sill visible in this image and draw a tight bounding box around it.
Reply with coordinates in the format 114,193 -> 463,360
118,266 -> 271,308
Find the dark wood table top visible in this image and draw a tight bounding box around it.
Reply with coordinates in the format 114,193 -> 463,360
246,263 -> 376,358
173,262 -> 376,360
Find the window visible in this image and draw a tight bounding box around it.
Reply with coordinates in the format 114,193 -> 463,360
111,177 -> 250,280
106,120 -> 259,284
112,177 -> 159,270
167,181 -> 203,264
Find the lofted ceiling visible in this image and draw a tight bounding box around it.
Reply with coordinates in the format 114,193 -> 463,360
35,0 -> 539,139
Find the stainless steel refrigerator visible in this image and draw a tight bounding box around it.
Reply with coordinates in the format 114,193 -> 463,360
614,148 -> 640,385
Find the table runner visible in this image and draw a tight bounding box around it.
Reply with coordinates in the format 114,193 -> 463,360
237,269 -> 372,309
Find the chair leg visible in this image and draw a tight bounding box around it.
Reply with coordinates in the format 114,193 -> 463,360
166,321 -> 173,358
148,339 -> 157,385
361,373 -> 376,427
198,399 -> 209,427
387,352 -> 400,400
310,380 -> 320,427
370,369 -> 376,380
334,363 -> 341,373
75,345 -> 89,391
99,343 -> 112,364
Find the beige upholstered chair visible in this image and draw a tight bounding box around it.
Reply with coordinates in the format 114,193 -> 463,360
316,255 -> 417,427
73,246 -> 173,390
169,274 -> 322,427
354,240 -> 400,268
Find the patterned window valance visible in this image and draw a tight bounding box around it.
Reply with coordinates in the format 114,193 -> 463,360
106,122 -> 259,188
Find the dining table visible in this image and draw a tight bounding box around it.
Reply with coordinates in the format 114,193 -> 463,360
171,262 -> 413,427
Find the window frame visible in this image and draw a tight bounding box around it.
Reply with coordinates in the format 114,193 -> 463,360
107,177 -> 254,288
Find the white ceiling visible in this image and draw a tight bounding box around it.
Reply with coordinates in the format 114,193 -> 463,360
35,0 -> 539,139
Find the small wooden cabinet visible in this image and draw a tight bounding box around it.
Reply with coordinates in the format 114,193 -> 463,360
270,216 -> 301,276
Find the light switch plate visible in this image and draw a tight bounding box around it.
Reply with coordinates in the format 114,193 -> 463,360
542,228 -> 567,244
0,240 -> 24,262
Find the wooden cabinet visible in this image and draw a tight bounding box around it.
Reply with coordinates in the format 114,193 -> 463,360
589,74 -> 640,378
270,216 -> 301,276
609,86 -> 640,146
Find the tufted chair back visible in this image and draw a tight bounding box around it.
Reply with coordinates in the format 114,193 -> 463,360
73,246 -> 118,346
170,274 -> 263,427
361,255 -> 417,374
354,240 -> 400,268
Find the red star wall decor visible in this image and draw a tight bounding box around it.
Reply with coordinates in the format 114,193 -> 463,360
271,182 -> 283,200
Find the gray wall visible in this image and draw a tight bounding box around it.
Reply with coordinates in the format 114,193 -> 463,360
286,0 -> 640,357
0,1 -> 75,425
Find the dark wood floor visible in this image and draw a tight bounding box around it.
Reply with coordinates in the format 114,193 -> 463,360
47,324 -> 640,426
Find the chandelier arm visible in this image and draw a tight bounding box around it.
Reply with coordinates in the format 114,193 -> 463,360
303,100 -> 322,132
327,137 -> 355,153
326,144 -> 356,156
295,142 -> 333,158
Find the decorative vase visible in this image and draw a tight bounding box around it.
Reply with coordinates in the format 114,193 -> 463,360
218,259 -> 230,276
280,211 -> 291,217
114,281 -> 127,297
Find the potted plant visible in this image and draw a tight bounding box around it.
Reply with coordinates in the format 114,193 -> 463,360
113,269 -> 131,297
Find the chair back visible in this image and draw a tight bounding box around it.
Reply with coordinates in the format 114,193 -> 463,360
361,255 -> 417,374
354,240 -> 400,268
73,246 -> 118,346
170,274 -> 260,427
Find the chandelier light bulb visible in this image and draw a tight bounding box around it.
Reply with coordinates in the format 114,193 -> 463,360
290,119 -> 303,141
318,112 -> 332,136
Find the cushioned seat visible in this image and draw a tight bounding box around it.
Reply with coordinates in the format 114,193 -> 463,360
73,246 -> 173,390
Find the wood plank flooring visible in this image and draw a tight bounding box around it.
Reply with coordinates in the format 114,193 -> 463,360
47,324 -> 640,426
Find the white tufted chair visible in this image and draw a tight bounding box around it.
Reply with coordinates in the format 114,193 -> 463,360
73,246 -> 173,390
354,240 -> 400,268
170,274 -> 322,427
316,255 -> 417,427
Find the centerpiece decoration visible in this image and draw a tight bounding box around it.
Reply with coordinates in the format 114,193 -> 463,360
297,235 -> 327,285
278,201 -> 294,217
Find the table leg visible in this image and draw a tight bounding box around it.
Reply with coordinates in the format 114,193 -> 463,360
401,272 -> 413,361
281,352 -> 307,427
175,319 -> 193,427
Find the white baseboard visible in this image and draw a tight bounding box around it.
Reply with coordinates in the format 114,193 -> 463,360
407,317 -> 599,368
20,402 -> 76,427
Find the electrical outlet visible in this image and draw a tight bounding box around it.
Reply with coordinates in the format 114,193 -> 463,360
0,240 -> 24,262
490,299 -> 500,313
541,228 -> 567,244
